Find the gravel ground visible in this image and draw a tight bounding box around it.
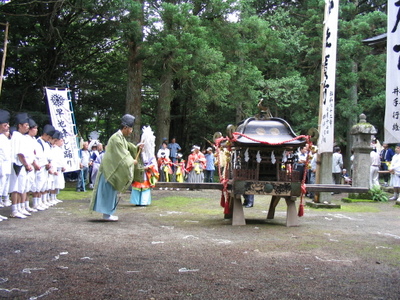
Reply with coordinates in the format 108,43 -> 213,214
0,189 -> 400,300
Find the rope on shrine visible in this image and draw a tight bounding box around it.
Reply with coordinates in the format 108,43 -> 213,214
214,132 -> 312,217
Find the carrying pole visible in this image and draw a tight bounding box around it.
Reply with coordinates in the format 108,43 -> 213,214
0,22 -> 9,99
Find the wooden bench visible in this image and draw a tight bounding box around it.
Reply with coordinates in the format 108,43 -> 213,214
305,184 -> 369,193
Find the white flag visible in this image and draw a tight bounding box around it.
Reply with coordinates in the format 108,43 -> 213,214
385,0 -> 400,143
318,0 -> 339,153
45,87 -> 80,172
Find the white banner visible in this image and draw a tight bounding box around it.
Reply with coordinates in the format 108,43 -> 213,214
318,0 -> 339,153
385,0 -> 400,144
45,87 -> 80,172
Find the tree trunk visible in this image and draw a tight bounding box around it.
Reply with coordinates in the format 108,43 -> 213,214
155,59 -> 174,149
346,61 -> 358,169
235,102 -> 244,124
125,0 -> 144,143
126,40 -> 143,143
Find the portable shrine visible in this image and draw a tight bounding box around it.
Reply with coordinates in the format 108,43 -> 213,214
215,107 -> 309,226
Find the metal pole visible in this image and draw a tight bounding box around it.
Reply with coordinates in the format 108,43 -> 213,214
0,22 -> 9,99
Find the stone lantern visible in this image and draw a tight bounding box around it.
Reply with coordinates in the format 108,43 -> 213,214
350,113 -> 377,188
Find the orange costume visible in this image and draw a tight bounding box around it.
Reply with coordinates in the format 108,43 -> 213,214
186,146 -> 206,183
158,156 -> 173,182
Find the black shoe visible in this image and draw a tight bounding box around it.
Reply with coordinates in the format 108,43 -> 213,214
245,204 -> 253,208
243,202 -> 248,206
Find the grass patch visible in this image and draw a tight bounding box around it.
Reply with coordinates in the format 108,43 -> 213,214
58,187 -> 92,201
154,196 -> 204,208
308,204 -> 380,213
342,198 -> 375,203
337,205 -> 380,213
58,182 -> 93,201
151,195 -> 222,216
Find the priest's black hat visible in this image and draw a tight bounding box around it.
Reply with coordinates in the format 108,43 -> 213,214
43,124 -> 56,136
0,109 -> 10,124
121,114 -> 135,128
28,118 -> 37,128
15,112 -> 29,125
52,130 -> 63,140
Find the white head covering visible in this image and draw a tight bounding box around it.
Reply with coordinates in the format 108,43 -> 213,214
88,140 -> 99,151
140,126 -> 156,163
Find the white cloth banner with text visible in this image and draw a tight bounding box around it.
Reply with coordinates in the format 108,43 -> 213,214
318,0 -> 339,153
385,0 -> 400,144
45,88 -> 80,172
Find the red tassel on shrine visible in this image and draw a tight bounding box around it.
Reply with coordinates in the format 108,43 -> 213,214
220,193 -> 225,208
298,182 -> 306,217
224,200 -> 231,215
298,203 -> 304,217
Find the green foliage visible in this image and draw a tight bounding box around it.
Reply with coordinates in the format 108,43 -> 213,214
0,0 -> 389,152
264,73 -> 309,109
369,186 -> 389,202
347,186 -> 389,202
348,192 -> 373,200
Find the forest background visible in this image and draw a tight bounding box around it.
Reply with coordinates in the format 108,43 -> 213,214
0,0 -> 388,167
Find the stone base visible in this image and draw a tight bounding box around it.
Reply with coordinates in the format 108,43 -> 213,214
382,186 -> 394,193
306,201 -> 341,209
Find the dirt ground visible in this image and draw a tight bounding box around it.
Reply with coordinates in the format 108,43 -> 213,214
0,189 -> 400,300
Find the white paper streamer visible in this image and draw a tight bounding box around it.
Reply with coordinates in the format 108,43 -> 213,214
256,151 -> 262,163
244,148 -> 249,162
271,151 -> 276,164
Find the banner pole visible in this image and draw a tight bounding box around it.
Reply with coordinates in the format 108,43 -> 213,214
0,22 -> 9,99
66,84 -> 78,135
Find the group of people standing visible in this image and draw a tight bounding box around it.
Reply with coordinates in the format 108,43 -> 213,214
0,109 -> 66,221
3,109 -> 399,225
318,140 -> 400,201
290,145 -> 319,200
369,140 -> 400,198
89,119 -> 219,221
374,142 -> 400,201
156,138 -> 216,184
75,140 -> 104,192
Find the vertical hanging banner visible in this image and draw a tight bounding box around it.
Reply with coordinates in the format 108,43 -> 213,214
385,0 -> 400,144
45,87 -> 80,172
317,0 -> 339,153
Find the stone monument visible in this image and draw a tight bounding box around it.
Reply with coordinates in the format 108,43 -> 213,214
350,113 -> 377,188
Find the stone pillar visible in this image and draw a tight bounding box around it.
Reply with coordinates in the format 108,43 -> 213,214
315,152 -> 333,203
350,114 -> 377,188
